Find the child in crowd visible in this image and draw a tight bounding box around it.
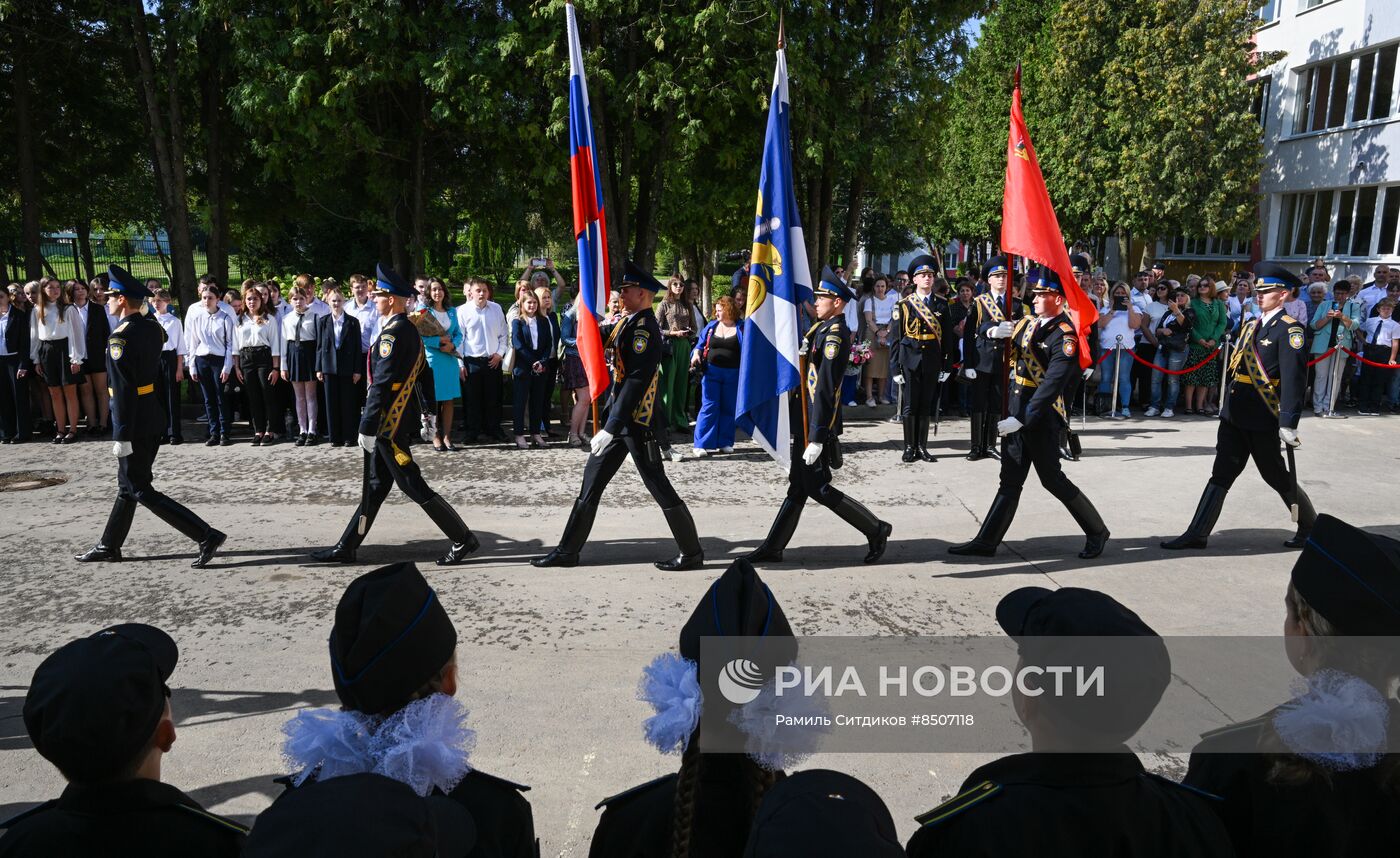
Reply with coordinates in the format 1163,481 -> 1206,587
280,286 -> 319,446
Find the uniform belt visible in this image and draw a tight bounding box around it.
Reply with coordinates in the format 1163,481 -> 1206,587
906,333 -> 940,342
137,383 -> 155,395
1233,373 -> 1278,388
1014,377 -> 1039,388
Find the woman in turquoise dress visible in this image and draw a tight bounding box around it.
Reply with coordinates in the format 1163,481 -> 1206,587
421,278 -> 463,451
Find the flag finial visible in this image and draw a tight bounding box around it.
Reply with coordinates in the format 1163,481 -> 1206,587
1014,62 -> 1021,88
777,9 -> 786,50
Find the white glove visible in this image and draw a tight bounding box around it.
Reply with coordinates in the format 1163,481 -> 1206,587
892,374 -> 905,386
590,429 -> 614,457
1280,427 -> 1300,448
802,442 -> 824,466
938,371 -> 951,383
963,368 -> 978,380
358,433 -> 377,453
112,441 -> 133,458
997,417 -> 1023,436
989,321 -> 1015,339
420,413 -> 437,443
1081,367 -> 1094,381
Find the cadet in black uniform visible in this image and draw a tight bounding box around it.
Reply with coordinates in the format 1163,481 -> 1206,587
272,561 -> 538,858
1,623 -> 246,855
745,268 -> 892,565
1183,514 -> 1400,858
75,265 -> 226,568
744,769 -> 904,857
1161,261 -> 1316,551
589,558 -> 795,858
312,264 -> 478,565
906,587 -> 1233,858
892,254 -> 954,462
948,267 -> 1109,559
961,255 -> 1028,461
533,261 -> 703,571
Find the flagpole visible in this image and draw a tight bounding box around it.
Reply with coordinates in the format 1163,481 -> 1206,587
1002,65 -> 1021,423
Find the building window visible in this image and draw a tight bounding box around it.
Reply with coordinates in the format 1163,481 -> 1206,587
1277,185 -> 1400,258
1276,191 -> 1334,258
1294,57 -> 1352,133
1351,45 -> 1397,122
1161,236 -> 1251,259
1258,0 -> 1280,23
1378,187 -> 1400,257
1253,76 -> 1272,129
1300,0 -> 1324,9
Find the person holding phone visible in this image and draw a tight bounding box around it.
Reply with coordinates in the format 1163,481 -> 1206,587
1095,282 -> 1142,419
655,276 -> 695,438
1309,279 -> 1361,416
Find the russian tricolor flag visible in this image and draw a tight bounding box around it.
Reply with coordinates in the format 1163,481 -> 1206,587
567,1 -> 611,401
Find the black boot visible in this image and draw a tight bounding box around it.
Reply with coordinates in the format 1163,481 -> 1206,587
311,504 -> 375,563
78,497 -> 138,561
192,530 -> 226,568
1282,486 -> 1317,550
916,415 -> 936,462
1160,483 -> 1228,550
745,496 -> 804,563
966,413 -> 986,461
948,493 -> 1019,557
1063,491 -> 1110,559
532,499 -> 596,567
656,504 -> 704,571
900,417 -> 918,462
828,494 -> 891,563
421,494 -> 480,565
984,413 -> 1000,459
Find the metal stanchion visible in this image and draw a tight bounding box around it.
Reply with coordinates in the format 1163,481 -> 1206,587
1325,346 -> 1348,418
1110,334 -> 1123,419
1217,334 -> 1232,413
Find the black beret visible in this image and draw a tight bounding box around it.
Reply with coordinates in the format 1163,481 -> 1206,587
1293,515 -> 1400,635
24,624 -> 177,782
329,563 -> 457,715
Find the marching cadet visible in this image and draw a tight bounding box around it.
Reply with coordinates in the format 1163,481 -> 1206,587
1184,514 -> 1400,858
961,255 -> 1029,461
310,264 -> 478,565
948,267 -> 1110,559
75,265 -> 226,568
271,562 -> 537,858
1161,261 -> 1316,551
1,624 -> 246,855
906,587 -> 1233,858
533,261 -> 703,571
892,254 -> 954,462
745,268 -> 892,565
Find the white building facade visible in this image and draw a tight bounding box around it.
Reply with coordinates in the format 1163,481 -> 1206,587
1254,0 -> 1400,278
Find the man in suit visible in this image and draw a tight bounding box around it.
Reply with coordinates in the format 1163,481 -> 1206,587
533,261 -> 703,571
75,265 -> 226,568
1161,261 -> 1316,551
311,265 -> 478,566
892,254 -> 954,462
745,268 -> 892,564
0,288 -> 32,442
314,285 -> 364,448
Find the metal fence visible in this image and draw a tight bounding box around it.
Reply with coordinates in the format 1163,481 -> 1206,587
3,235 -> 243,286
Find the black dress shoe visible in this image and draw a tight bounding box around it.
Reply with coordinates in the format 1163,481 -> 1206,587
531,549 -> 579,568
1079,529 -> 1110,559
901,446 -> 918,463
655,551 -> 704,571
331,440 -> 345,448
170,436 -> 183,445
219,435 -> 232,446
310,545 -> 357,563
306,435 -> 321,446
864,521 -> 893,563
206,436 -> 219,446
75,544 -> 122,562
743,546 -> 784,563
437,533 -> 481,566
296,434 -> 306,446
191,530 -> 226,568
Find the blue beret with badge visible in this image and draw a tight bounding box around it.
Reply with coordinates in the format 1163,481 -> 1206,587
619,259 -> 663,293
107,264 -> 151,299
1252,261 -> 1304,294
814,266 -> 854,303
983,255 -> 1012,279
374,263 -> 414,298
1030,265 -> 1065,296
909,254 -> 939,277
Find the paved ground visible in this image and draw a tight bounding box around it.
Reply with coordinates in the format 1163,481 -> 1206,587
1,408 -> 1397,853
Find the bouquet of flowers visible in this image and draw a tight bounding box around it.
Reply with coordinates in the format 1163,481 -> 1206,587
408,307 -> 447,338
850,340 -> 873,367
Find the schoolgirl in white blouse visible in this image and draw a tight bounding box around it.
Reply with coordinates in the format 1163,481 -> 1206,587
29,278 -> 85,442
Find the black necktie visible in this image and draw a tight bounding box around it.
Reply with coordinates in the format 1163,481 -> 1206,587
295,314 -> 305,341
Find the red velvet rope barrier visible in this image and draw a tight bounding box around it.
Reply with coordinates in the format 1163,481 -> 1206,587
1342,346 -> 1400,370
1118,346 -> 1223,376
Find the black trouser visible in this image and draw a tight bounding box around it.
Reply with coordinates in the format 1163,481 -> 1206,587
462,357 -> 503,438
539,358 -> 559,433
364,436 -> 436,507
0,354 -> 31,440
998,422 -> 1081,503
1209,419 -> 1290,496
967,363 -> 1004,416
158,352 -> 182,439
240,347 -> 278,435
784,449 -> 879,533
100,436 -> 212,547
512,371 -> 547,435
1132,343 -> 1156,405
905,364 -> 939,419
1358,345 -> 1392,411
193,354 -> 230,437
323,373 -> 359,444
578,430 -> 683,509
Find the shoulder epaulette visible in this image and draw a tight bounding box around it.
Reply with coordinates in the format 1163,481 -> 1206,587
1058,321 -> 1074,333
466,768 -> 532,793
913,780 -> 1002,828
1145,772 -> 1224,802
1281,314 -> 1298,324
595,773 -> 677,810
1199,713 -> 1271,742
1,799 -> 57,829
173,803 -> 249,835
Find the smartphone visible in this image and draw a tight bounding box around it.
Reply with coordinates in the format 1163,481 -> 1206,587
531,257 -> 548,268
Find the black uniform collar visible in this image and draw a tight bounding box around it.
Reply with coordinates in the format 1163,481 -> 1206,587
56,778 -> 197,815
1260,307 -> 1284,327
964,748 -> 1143,788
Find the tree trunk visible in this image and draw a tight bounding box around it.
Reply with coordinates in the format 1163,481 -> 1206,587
840,171 -> 866,273
127,0 -> 198,307
76,220 -> 96,282
409,86 -> 427,277
817,153 -> 835,268
804,169 -> 821,275
10,21 -> 43,281
630,117 -> 671,271
199,18 -> 230,287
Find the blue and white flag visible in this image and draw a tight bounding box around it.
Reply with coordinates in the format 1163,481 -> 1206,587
736,46 -> 812,470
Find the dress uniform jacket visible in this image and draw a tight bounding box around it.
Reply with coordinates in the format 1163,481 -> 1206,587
0,779 -> 245,857
446,770 -> 539,858
1008,313 -> 1077,430
361,312 -> 425,448
1183,703 -> 1400,858
893,291 -> 954,374
107,312 -> 167,442
601,307 -> 663,437
798,316 -> 847,444
906,752 -> 1233,858
1221,309 -> 1307,432
963,292 -> 1030,375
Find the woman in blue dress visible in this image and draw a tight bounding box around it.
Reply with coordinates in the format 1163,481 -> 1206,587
421,278 -> 463,452
688,296 -> 743,456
